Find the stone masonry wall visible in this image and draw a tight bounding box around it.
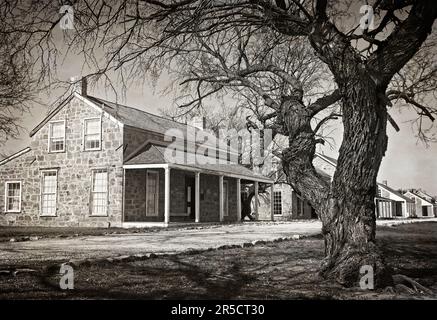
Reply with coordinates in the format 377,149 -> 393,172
199,174 -> 220,222
223,177 -> 238,222
258,183 -> 293,221
0,96 -> 124,227
123,169 -> 239,223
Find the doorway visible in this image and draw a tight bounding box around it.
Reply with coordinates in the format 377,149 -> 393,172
185,176 -> 195,220
422,206 -> 428,217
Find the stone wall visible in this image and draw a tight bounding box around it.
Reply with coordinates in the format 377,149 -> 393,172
199,174 -> 220,222
258,183 -> 293,221
290,191 -> 314,219
223,177 -> 238,222
0,96 -> 124,227
124,168 -> 165,222
123,169 -> 239,223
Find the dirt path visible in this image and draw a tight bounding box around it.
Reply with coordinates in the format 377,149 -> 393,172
0,221 -> 322,266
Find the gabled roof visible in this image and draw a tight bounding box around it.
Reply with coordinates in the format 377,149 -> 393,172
29,92 -> 232,154
88,95 -> 237,154
124,142 -> 272,183
86,95 -> 192,135
29,95 -> 75,137
404,191 -> 434,206
415,190 -> 436,203
377,183 -> 414,202
0,147 -> 31,166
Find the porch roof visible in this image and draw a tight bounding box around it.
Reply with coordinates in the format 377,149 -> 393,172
123,144 -> 273,183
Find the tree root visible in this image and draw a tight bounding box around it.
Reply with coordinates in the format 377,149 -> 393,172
386,274 -> 435,296
320,243 -> 393,288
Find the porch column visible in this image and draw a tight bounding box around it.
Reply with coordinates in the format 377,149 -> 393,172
219,175 -> 224,222
164,167 -> 170,225
236,178 -> 241,222
270,183 -> 274,221
122,168 -> 126,223
254,181 -> 259,220
195,172 -> 200,223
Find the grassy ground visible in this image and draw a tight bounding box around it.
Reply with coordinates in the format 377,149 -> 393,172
0,222 -> 436,299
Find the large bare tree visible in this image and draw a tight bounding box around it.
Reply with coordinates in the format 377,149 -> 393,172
2,0 -> 436,288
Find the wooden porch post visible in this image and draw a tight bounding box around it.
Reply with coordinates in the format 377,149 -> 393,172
219,175 -> 224,222
122,168 -> 126,224
236,178 -> 241,222
254,181 -> 259,220
164,167 -> 170,225
195,172 -> 200,223
270,183 -> 274,221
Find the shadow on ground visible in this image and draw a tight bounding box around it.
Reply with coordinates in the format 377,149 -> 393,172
0,222 -> 436,299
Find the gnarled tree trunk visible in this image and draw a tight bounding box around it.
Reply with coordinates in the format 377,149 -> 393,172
318,77 -> 392,287
280,73 -> 392,287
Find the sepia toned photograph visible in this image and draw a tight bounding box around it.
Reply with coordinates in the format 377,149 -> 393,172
0,0 -> 436,307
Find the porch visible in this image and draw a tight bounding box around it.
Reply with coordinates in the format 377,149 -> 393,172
121,163 -> 274,227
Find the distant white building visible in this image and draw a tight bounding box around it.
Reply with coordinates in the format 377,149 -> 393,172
258,151 -> 434,220
375,182 -> 416,218
404,191 -> 436,218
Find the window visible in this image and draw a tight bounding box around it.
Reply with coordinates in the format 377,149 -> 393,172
146,170 -> 159,216
4,182 -> 22,212
41,171 -> 57,216
223,180 -> 229,216
84,118 -> 101,151
49,121 -> 65,152
273,191 -> 282,215
91,169 -> 108,216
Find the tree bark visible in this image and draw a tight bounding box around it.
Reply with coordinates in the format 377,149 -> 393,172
280,74 -> 393,287
318,75 -> 393,287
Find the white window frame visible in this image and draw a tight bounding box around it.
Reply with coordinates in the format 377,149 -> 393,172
83,117 -> 102,151
4,181 -> 22,213
223,180 -> 229,216
48,120 -> 66,153
145,170 -> 160,217
40,170 -> 58,216
273,190 -> 283,216
90,169 -> 109,216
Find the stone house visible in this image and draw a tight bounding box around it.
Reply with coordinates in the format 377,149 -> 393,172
0,80 -> 273,227
257,153 -> 329,221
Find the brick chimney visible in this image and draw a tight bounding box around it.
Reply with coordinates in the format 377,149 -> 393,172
382,180 -> 388,186
189,116 -> 206,130
70,76 -> 87,96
